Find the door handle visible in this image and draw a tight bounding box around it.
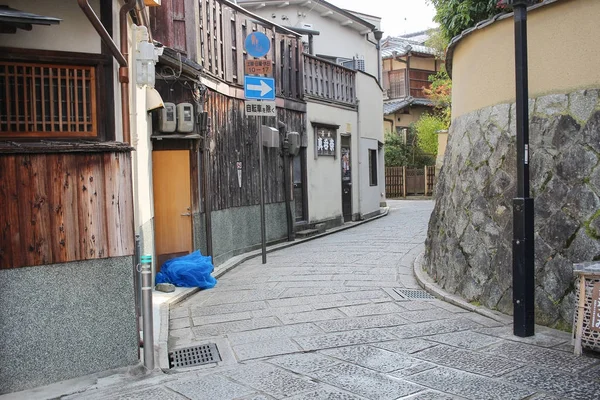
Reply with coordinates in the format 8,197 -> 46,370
181,212 -> 191,217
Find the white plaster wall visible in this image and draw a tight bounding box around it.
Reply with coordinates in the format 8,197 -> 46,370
0,0 -> 102,53
247,4 -> 379,78
306,101 -> 357,223
359,138 -> 381,216
356,72 -> 384,215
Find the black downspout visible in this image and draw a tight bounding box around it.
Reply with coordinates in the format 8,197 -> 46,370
279,121 -> 294,241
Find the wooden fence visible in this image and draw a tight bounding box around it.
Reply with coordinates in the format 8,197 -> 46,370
385,166 -> 436,198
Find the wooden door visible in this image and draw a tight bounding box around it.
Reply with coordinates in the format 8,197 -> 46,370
152,150 -> 192,271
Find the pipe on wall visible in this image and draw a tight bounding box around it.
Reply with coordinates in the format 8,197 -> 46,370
78,0 -> 134,144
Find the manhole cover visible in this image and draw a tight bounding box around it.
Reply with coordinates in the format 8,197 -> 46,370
393,288 -> 436,300
169,343 -> 221,368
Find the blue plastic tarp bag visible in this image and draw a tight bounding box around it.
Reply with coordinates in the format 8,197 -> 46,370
155,251 -> 217,289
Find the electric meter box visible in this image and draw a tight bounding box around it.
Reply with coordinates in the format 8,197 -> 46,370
159,102 -> 177,132
287,131 -> 300,156
177,103 -> 194,133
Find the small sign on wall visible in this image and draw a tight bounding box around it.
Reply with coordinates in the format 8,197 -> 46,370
316,127 -> 336,157
592,283 -> 600,332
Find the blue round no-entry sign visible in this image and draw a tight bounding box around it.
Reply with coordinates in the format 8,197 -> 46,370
245,32 -> 271,58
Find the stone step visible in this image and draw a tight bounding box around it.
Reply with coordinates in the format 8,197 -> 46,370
296,228 -> 319,238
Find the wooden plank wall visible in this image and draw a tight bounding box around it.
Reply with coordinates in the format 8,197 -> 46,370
0,152 -> 134,269
204,90 -> 305,211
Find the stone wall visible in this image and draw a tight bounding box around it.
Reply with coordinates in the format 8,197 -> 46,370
425,89 -> 600,329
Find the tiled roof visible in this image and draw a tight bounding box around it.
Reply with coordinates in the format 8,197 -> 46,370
384,97 -> 433,115
381,37 -> 437,59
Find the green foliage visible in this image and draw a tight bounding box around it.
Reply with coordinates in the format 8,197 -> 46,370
384,130 -> 410,167
428,0 -> 507,41
425,28 -> 450,59
385,128 -> 436,168
415,115 -> 445,155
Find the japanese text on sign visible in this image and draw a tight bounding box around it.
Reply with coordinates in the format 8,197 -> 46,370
245,100 -> 277,117
245,59 -> 273,75
317,128 -> 336,156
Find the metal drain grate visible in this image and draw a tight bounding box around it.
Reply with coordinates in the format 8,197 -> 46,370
169,343 -> 221,368
393,288 -> 436,300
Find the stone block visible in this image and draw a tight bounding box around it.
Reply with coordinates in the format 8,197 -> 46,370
412,344 -> 522,377
233,338 -> 300,361
268,353 -> 341,374
310,363 -> 423,400
295,328 -> 397,351
166,374 -> 256,400
315,314 -> 409,333
503,366 -> 600,400
223,363 -> 318,399
227,323 -> 323,346
426,331 -> 502,350
569,89 -> 598,123
322,345 -> 426,373
406,366 -> 534,400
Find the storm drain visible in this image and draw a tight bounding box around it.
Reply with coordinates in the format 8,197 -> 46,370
393,288 -> 436,300
168,343 -> 221,369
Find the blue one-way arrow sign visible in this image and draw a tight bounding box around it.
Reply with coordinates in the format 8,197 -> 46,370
244,76 -> 275,100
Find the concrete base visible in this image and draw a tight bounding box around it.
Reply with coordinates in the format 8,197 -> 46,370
0,257 -> 139,394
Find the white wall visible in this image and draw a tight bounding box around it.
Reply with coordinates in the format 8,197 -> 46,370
248,4 -> 379,78
0,0 -> 102,53
356,71 -> 384,215
306,102 -> 358,223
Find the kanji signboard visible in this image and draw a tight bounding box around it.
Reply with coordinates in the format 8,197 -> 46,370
245,100 -> 277,117
245,59 -> 273,75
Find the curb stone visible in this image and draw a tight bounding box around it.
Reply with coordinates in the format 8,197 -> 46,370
412,251 -> 512,325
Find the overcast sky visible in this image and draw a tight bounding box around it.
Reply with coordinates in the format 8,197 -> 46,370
329,0 -> 437,37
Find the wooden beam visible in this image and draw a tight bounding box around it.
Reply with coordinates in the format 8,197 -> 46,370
341,20 -> 353,26
320,10 -> 333,17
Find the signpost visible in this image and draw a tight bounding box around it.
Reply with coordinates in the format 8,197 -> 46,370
244,31 -> 273,264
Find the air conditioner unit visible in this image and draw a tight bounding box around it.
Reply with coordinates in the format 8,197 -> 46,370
261,126 -> 279,148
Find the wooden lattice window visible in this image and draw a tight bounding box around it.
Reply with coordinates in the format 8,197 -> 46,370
0,62 -> 97,137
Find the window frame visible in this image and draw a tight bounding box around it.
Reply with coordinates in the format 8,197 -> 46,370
0,47 -> 114,141
369,148 -> 378,186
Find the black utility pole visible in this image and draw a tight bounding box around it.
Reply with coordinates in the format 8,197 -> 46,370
507,0 -> 535,337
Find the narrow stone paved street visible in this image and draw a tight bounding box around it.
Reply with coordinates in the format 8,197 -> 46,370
68,200 -> 600,400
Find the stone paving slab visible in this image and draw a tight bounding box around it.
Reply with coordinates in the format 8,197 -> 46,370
315,314 -> 409,333
482,341 -> 600,373
279,309 -> 345,324
294,328 -> 398,351
338,302 -> 404,317
189,301 -> 268,317
309,363 -> 424,400
503,366 -> 600,400
284,386 -> 367,400
373,338 -> 439,354
401,390 -> 462,400
165,374 -> 257,400
107,387 -> 187,400
385,318 -> 483,339
398,308 -> 454,323
425,330 -> 502,350
227,323 -> 324,346
191,311 -> 253,325
412,344 -> 523,377
191,317 -> 280,338
405,367 -> 535,400
223,363 -> 319,399
232,339 -> 300,361
267,353 -> 341,374
475,325 -> 571,348
321,345 -> 428,373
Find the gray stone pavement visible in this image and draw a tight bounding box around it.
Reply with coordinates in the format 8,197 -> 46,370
60,201 -> 600,398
